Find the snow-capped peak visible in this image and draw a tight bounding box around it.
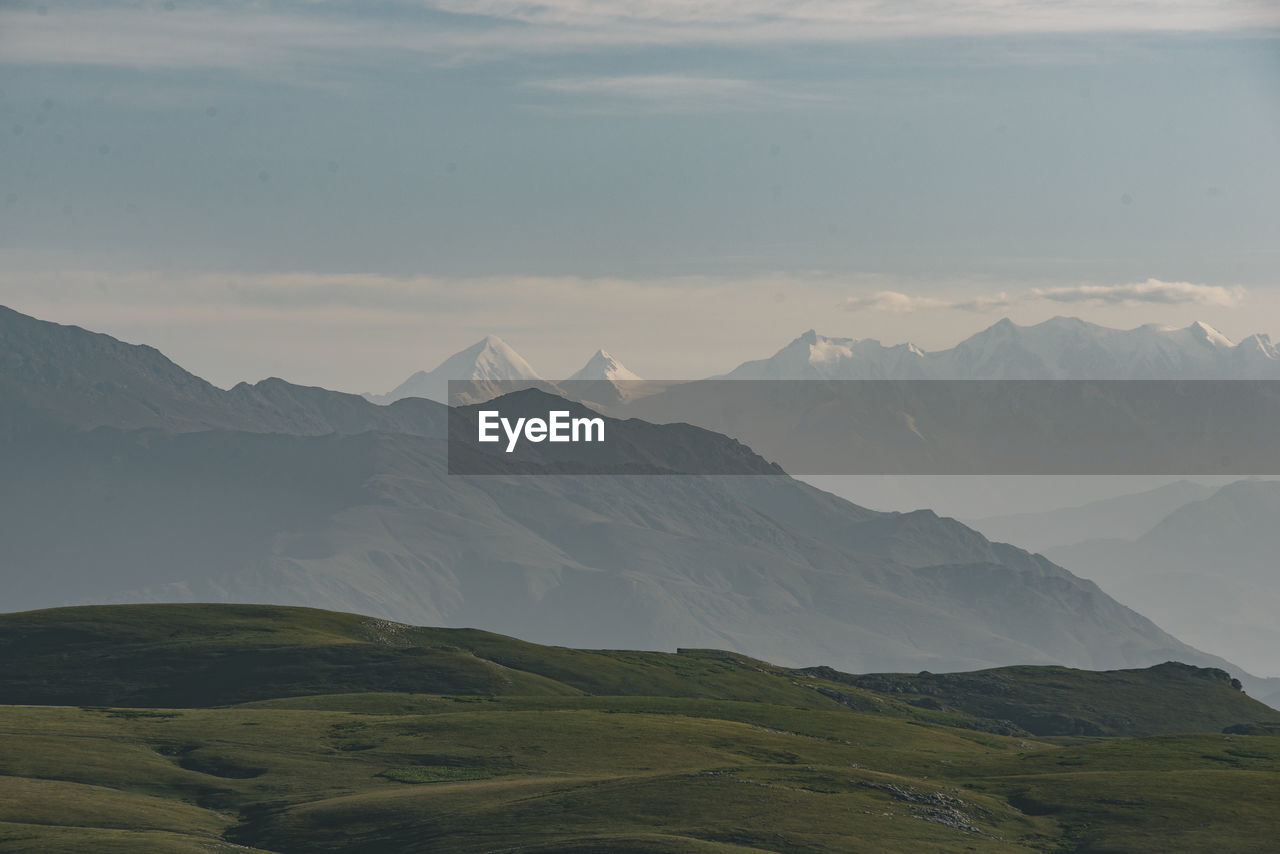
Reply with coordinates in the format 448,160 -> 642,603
1238,333 -> 1278,357
373,335 -> 543,404
446,335 -> 543,382
1187,320 -> 1233,349
568,349 -> 643,383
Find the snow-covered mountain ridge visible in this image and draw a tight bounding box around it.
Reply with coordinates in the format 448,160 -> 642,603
373,340 -> 642,403
726,316 -> 1280,380
373,316 -> 1279,404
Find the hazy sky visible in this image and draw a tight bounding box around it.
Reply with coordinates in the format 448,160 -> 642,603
2,1 -> 1278,391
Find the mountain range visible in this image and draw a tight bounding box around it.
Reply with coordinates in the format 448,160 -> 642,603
4,303 -> 1275,705
363,317 -> 1280,410
720,316 -> 1280,381
367,338 -> 643,405
358,315 -> 1280,515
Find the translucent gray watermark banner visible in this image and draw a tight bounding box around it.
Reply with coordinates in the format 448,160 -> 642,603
447,380 -> 1280,475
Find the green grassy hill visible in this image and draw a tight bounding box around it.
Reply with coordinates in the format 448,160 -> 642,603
819,661 -> 1268,736
0,604 -> 1277,853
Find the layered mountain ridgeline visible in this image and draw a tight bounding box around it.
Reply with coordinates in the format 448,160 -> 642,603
0,417 -> 1238,680
0,604 -> 1278,854
2,304 -> 1277,699
1047,480 -> 1280,684
965,480 -> 1219,552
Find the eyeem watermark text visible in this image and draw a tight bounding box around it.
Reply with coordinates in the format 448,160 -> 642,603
478,410 -> 605,453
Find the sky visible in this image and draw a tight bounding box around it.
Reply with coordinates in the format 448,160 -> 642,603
1,0 -> 1278,391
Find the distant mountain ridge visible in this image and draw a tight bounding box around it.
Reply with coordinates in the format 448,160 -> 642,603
966,480 -> 1219,552
364,316 -> 1279,410
723,316 -> 1280,380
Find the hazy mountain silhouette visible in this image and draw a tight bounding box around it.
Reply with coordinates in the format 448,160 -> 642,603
2,304 -> 1277,703
1048,480 -> 1280,681
966,480 -> 1219,552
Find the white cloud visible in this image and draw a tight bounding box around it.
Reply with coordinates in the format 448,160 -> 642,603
843,291 -> 950,313
1032,279 -> 1246,307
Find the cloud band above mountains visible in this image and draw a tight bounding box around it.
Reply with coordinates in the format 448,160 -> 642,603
842,291 -> 1016,313
844,280 -> 1245,313
1033,280 -> 1246,307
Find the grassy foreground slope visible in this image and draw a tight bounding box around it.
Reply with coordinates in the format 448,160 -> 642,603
0,604 -> 1277,853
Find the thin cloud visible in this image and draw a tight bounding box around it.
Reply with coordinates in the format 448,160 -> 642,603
1033,279 -> 1246,307
522,74 -> 831,112
425,0 -> 1279,38
843,290 -> 1013,313
843,280 -> 1244,313
3,1 -> 1277,72
953,292 -> 1017,312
